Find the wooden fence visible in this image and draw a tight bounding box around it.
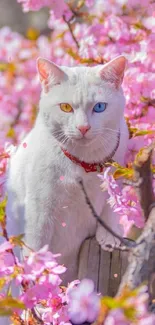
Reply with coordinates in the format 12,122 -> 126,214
78,237 -> 128,296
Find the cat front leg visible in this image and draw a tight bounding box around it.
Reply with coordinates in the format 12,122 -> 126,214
23,194 -> 54,255
96,202 -> 123,252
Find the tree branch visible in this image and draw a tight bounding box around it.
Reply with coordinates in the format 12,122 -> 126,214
133,142 -> 155,220
117,143 -> 155,295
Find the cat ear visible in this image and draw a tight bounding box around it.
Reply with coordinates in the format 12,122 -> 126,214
99,56 -> 127,88
37,57 -> 66,93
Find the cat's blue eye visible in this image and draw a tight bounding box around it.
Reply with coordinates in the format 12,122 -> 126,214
93,102 -> 107,113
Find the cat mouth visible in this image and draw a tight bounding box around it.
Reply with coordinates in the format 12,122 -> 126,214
71,136 -> 96,146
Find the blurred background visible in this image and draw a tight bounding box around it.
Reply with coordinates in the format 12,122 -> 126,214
0,0 -> 49,34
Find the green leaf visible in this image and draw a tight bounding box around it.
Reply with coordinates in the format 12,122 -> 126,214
0,278 -> 7,290
140,96 -> 149,103
152,166 -> 155,173
10,234 -> 25,247
101,297 -> 121,309
0,198 -> 7,209
0,62 -> 8,72
0,197 -> 7,222
0,309 -> 12,317
0,297 -> 25,310
113,168 -> 133,180
0,62 -> 16,73
0,209 -> 5,223
124,307 -> 136,321
6,128 -> 15,139
26,27 -> 39,40
128,126 -> 155,138
134,130 -> 155,136
129,127 -> 138,133
133,22 -> 147,31
66,49 -> 79,60
6,283 -> 12,297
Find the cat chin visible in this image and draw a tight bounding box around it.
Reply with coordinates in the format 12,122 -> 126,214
68,137 -> 95,146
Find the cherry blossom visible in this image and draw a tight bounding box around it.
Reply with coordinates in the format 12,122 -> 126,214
68,279 -> 100,324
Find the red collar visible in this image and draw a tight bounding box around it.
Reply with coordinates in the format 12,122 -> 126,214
61,131 -> 120,173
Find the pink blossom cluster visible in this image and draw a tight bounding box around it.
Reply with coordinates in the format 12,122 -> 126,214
0,240 -> 155,325
98,168 -> 144,234
0,241 -> 71,324
104,286 -> 155,325
0,0 -> 155,323
18,0 -> 72,20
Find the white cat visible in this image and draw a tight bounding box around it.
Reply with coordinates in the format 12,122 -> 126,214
6,56 -> 129,285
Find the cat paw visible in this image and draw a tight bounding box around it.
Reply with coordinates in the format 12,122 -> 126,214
96,226 -> 121,252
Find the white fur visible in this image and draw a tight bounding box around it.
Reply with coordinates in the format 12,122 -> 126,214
6,62 -> 129,288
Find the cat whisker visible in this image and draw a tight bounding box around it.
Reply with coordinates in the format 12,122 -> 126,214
51,130 -> 70,145
51,130 -> 65,138
95,132 -> 119,143
60,137 -> 70,145
93,133 -> 118,144
97,135 -> 117,154
94,127 -> 127,135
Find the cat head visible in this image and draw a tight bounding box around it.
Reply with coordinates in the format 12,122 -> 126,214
37,56 -> 127,158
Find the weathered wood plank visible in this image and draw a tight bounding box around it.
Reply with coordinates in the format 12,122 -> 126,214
78,239 -> 90,280
98,249 -> 111,295
108,250 -> 122,296
120,251 -> 128,278
78,237 -> 128,296
87,238 -> 100,290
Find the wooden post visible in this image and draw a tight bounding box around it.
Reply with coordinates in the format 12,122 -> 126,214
78,237 -> 128,296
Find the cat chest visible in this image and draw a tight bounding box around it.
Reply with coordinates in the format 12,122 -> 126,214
52,175 -> 105,229
50,175 -> 106,256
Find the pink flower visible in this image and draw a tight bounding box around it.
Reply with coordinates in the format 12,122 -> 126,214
125,137 -> 148,165
42,305 -> 70,325
42,307 -> 54,323
24,245 -> 65,276
0,242 -> 15,276
20,274 -> 61,308
0,241 -> 13,253
50,1 -> 72,20
68,279 -> 100,324
104,309 -> 130,325
138,315 -> 155,325
99,168 -> 144,232
17,0 -> 52,12
85,0 -> 95,8
20,283 -> 51,308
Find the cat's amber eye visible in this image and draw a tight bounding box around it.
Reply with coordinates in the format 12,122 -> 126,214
60,103 -> 73,113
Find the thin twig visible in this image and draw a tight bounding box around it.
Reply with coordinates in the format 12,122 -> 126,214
63,15 -> 80,49
79,180 -> 136,249
11,99 -> 22,128
11,313 -> 25,325
2,215 -> 17,265
31,308 -> 44,325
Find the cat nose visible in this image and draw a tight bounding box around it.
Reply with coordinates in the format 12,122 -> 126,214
77,125 -> 91,135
